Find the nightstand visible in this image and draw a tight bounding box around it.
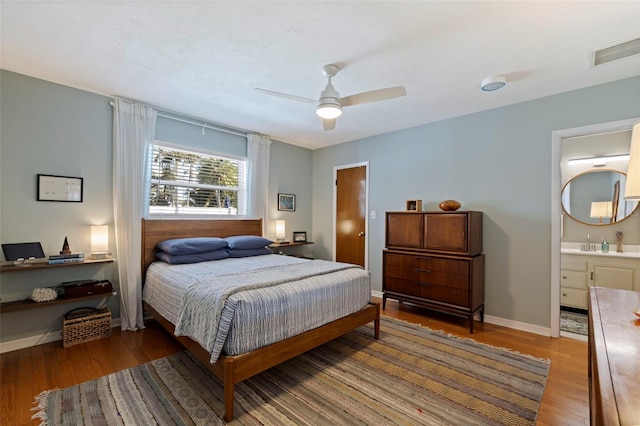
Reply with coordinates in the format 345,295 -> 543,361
269,241 -> 314,259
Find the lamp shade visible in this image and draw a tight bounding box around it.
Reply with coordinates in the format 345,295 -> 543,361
275,220 -> 286,241
590,201 -> 612,223
624,122 -> 640,199
91,225 -> 109,253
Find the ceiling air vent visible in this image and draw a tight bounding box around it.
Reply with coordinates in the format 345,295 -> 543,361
592,37 -> 640,66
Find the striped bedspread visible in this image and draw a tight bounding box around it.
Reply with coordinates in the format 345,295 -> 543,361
174,259 -> 362,363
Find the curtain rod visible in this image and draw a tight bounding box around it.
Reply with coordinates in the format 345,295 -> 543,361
109,99 -> 249,138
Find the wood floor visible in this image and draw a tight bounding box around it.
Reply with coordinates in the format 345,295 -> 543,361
1,298 -> 588,425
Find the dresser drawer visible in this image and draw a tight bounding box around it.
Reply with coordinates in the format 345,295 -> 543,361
560,287 -> 587,309
384,252 -> 469,275
384,277 -> 469,306
384,265 -> 469,289
560,270 -> 587,289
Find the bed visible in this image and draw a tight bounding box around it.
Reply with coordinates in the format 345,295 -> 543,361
141,219 -> 380,422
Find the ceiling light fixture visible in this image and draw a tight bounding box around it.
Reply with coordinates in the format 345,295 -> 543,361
480,75 -> 506,92
316,99 -> 342,119
316,78 -> 343,119
567,154 -> 630,166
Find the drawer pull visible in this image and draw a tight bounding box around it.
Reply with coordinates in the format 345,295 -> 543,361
414,282 -> 432,287
562,276 -> 567,279
562,293 -> 567,297
415,268 -> 432,273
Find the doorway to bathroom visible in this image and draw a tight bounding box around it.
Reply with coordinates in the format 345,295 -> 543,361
551,117 -> 639,339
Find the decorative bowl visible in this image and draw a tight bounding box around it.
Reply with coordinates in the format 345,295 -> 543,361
633,307 -> 640,318
439,200 -> 461,211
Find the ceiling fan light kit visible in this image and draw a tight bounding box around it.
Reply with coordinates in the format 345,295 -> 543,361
255,64 -> 407,130
316,102 -> 342,119
481,75 -> 507,92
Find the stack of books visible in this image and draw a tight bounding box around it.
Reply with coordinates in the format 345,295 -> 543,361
48,253 -> 85,264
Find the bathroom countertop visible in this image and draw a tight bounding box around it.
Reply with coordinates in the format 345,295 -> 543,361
561,243 -> 640,259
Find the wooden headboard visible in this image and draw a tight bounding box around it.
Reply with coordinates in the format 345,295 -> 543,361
141,219 -> 263,275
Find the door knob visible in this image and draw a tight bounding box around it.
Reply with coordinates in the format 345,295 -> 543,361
358,232 -> 365,237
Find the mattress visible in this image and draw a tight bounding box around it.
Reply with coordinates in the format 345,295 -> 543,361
143,254 -> 371,358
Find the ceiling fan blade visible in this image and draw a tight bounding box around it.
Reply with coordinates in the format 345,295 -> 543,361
253,88 -> 315,103
323,118 -> 336,131
339,86 -> 407,107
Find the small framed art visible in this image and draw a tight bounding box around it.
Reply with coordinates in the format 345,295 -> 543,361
278,193 -> 296,211
293,231 -> 307,242
405,199 -> 422,211
37,174 -> 84,202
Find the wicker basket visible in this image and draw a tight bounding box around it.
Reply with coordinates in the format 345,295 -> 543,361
62,307 -> 112,347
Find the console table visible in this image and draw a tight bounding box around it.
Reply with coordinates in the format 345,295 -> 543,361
588,287 -> 640,425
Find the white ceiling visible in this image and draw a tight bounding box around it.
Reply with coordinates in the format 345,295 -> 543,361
2,1 -> 639,150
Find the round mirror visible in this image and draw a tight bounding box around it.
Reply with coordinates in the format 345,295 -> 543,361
561,169 -> 639,225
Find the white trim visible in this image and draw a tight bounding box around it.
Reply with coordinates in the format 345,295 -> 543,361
332,162 -> 370,269
560,330 -> 588,342
0,318 -> 122,354
550,117 -> 639,338
373,291 -> 552,336
371,289 -> 383,299
483,315 -> 551,337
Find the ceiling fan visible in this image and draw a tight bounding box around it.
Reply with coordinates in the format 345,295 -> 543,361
254,64 -> 407,131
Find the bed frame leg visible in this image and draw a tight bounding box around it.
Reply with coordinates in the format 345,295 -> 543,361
374,302 -> 381,339
223,361 -> 235,422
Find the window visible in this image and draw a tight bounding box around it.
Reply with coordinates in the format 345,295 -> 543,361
149,142 -> 247,216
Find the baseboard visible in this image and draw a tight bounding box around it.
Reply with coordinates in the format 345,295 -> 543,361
0,318 -> 122,354
483,315 -> 551,337
373,291 -> 552,337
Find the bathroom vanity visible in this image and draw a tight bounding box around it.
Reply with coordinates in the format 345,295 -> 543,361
561,244 -> 640,310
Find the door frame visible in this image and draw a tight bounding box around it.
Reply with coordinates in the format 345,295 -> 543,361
550,117 -> 638,338
333,161 -> 370,269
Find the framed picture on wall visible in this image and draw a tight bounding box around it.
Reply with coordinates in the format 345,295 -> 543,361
37,174 -> 83,202
278,193 -> 296,211
293,231 -> 307,242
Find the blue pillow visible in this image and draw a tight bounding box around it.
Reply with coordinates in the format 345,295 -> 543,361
156,237 -> 228,255
155,249 -> 230,264
224,235 -> 273,250
226,248 -> 273,258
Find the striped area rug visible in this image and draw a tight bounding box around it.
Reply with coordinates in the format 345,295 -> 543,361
33,317 -> 550,425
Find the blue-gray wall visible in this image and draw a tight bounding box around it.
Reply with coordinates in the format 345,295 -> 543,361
312,75 -> 640,329
2,69 -> 638,346
0,70 -> 312,345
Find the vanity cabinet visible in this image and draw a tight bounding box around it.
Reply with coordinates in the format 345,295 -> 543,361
561,253 -> 639,310
383,211 -> 484,333
560,257 -> 589,309
591,262 -> 635,291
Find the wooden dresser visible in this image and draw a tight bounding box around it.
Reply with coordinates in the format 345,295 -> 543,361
383,211 -> 484,333
588,287 -> 640,426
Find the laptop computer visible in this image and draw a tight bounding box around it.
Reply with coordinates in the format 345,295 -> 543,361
2,242 -> 46,261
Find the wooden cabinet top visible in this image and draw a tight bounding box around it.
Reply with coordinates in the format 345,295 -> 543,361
385,210 -> 482,214
589,287 -> 640,426
385,211 -> 482,256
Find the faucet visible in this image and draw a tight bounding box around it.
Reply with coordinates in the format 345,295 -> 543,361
581,234 -> 595,252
